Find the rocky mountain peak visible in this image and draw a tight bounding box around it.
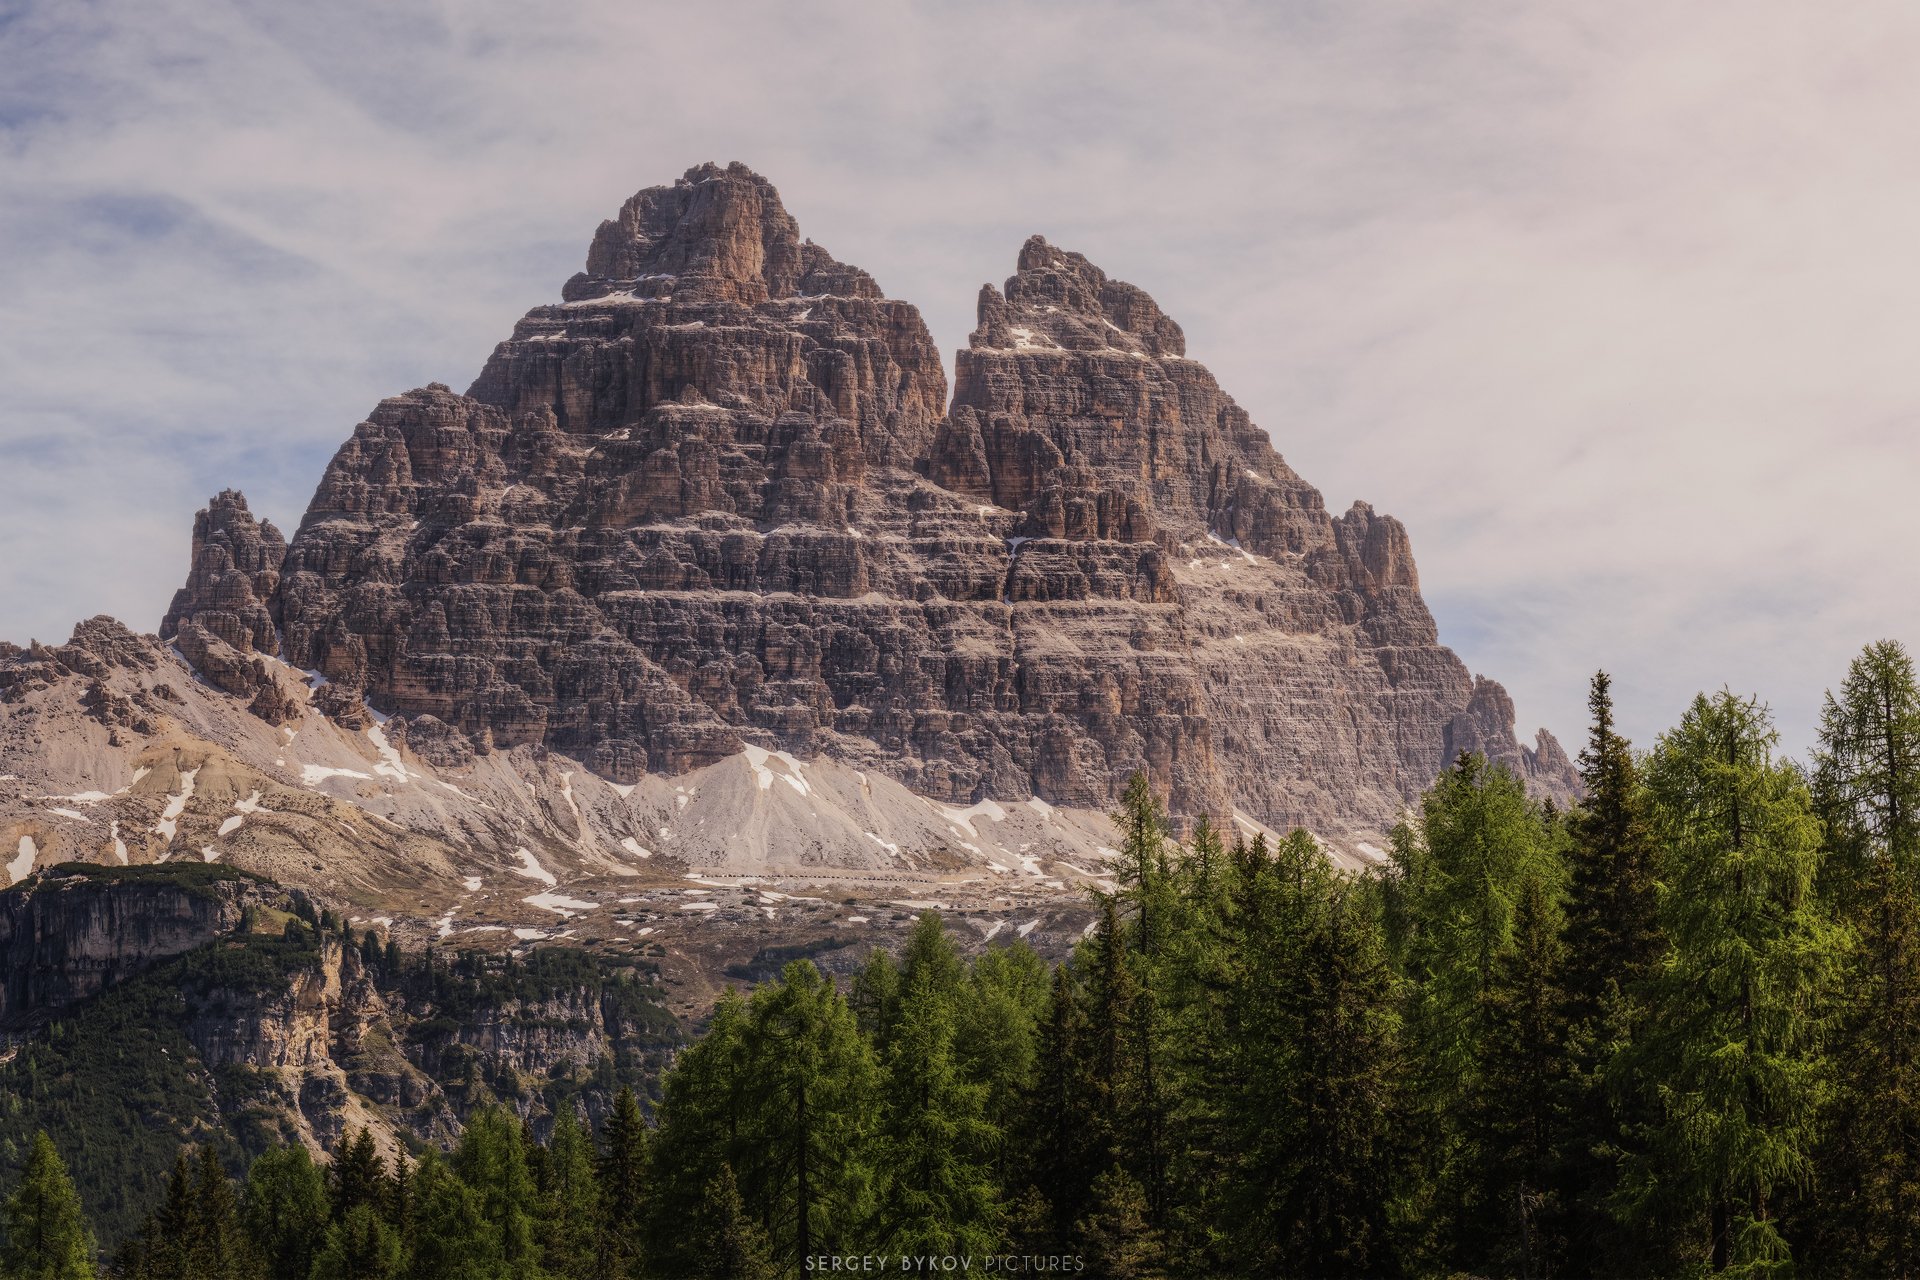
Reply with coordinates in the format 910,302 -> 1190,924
124,162 -> 1578,850
160,488 -> 285,656
562,161 -> 880,307
971,234 -> 1185,358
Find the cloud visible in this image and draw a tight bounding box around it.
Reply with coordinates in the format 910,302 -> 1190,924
2,0 -> 1916,757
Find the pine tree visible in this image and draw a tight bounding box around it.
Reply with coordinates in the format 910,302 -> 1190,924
537,1107 -> 600,1280
645,994 -> 751,1278
848,949 -> 901,1052
240,1144 -> 330,1280
1074,1167 -> 1163,1280
0,1132 -> 96,1280
452,1106 -> 540,1272
733,962 -> 879,1266
686,1165 -> 775,1280
598,1086 -> 648,1279
1396,752 -> 1565,1268
1477,875 -> 1569,1278
1619,690 -> 1845,1273
1814,639 -> 1920,900
185,1146 -> 249,1280
328,1129 -> 386,1224
873,953 -> 1002,1257
1018,963 -> 1096,1247
1808,641 -> 1920,1272
953,942 -> 1049,1187
309,1203 -> 402,1280
408,1149 -> 497,1280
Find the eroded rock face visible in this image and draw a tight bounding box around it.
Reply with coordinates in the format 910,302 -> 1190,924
182,162 -> 1574,833
161,489 -> 285,655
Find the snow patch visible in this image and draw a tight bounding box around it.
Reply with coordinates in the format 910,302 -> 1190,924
620,837 -> 652,860
462,876 -> 483,892
741,744 -> 811,796
1016,919 -> 1040,938
217,815 -> 245,836
523,892 -> 597,916
937,799 -> 1008,831
109,821 -> 127,865
1025,796 -> 1055,820
302,765 -> 373,787
152,768 -> 199,843
46,807 -> 91,822
366,724 -> 410,781
509,847 -> 558,887
7,837 -> 37,885
679,901 -> 719,912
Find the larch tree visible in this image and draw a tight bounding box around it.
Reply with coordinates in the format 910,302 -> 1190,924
1622,690 -> 1845,1274
0,1132 -> 96,1280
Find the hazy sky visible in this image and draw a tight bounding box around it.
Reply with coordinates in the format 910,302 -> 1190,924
3,1 -> 1916,758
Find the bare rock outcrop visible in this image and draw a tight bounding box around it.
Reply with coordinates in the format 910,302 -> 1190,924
161,489 -> 285,656
169,162 -> 1576,835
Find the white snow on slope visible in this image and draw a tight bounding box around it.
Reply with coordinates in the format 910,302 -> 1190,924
510,847 -> 558,887
523,892 -> 596,915
152,768 -> 199,843
7,837 -> 37,885
741,744 -> 811,796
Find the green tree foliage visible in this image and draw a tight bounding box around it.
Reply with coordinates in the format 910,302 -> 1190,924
239,1144 -> 329,1280
1619,690 -> 1845,1274
309,1203 -> 402,1280
452,1106 -> 540,1273
37,651 -> 1920,1280
1395,752 -> 1566,1266
328,1130 -> 386,1226
1808,641 -> 1920,1273
0,1132 -> 96,1280
535,1107 -> 600,1280
597,1086 -> 648,1279
685,1165 -> 774,1280
873,916 -> 1002,1257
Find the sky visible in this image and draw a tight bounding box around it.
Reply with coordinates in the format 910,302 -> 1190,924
3,0 -> 1917,759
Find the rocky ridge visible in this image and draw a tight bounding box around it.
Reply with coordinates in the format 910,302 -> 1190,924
12,161 -> 1572,920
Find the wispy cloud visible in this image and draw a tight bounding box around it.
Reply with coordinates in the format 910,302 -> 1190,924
3,0 -> 1916,756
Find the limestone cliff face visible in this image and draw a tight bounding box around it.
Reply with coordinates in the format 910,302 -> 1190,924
0,865 -> 270,1027
173,162 -> 1574,834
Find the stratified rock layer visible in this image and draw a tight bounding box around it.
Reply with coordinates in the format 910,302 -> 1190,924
186,161 -> 1572,834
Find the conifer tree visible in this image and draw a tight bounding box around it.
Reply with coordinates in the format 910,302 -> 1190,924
408,1149 -> 497,1280
645,994 -> 751,1277
537,1107 -> 600,1280
598,1086 -> 648,1278
1397,753 -> 1564,1265
1018,963 -> 1094,1247
185,1146 -> 249,1280
686,1165 -> 775,1280
1619,690 -> 1845,1273
241,1144 -> 329,1280
1476,875 -> 1569,1278
1814,639 -> 1920,898
873,951 -> 1002,1257
848,949 -> 901,1052
329,1129 -> 386,1225
953,942 -> 1049,1186
0,1132 -> 96,1280
452,1106 -> 540,1272
1808,641 -> 1920,1272
734,962 -> 879,1267
309,1203 -> 402,1280
1074,1168 -> 1164,1280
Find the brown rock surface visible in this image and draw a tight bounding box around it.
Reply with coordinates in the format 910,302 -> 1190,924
181,162 -> 1573,837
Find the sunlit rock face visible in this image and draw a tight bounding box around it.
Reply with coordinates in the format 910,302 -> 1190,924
185,162 -> 1570,835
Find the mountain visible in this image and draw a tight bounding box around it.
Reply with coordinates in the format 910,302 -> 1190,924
1,161 -> 1573,941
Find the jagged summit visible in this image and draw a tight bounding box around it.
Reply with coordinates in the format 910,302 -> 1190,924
970,234 -> 1185,358
561,161 -> 880,307
0,162 -> 1575,907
